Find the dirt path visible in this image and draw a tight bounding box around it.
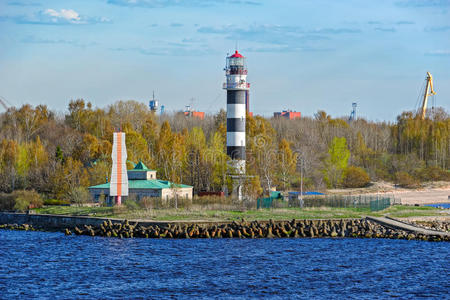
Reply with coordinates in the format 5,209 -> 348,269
393,188 -> 450,205
328,182 -> 450,206
367,216 -> 450,237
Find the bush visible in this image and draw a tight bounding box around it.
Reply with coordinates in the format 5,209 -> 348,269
124,199 -> 140,210
140,197 -> 154,209
0,193 -> 16,211
97,193 -> 106,206
43,199 -> 71,206
68,187 -> 91,206
12,190 -> 43,211
414,166 -> 450,182
395,172 -> 420,188
342,166 -> 370,188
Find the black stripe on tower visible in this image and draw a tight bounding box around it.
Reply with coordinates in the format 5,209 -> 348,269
227,118 -> 245,132
227,146 -> 246,160
227,91 -> 246,104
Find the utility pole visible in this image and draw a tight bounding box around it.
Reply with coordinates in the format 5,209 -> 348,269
296,153 -> 304,208
300,157 -> 303,206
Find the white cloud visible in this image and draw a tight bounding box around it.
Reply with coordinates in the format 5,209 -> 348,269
0,8 -> 111,25
425,50 -> 450,56
44,9 -> 81,23
107,0 -> 261,7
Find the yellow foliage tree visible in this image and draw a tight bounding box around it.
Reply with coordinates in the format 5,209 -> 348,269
276,139 -> 297,191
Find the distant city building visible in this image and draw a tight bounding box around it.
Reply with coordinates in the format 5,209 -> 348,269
149,92 -> 164,115
89,163 -> 193,206
349,102 -> 357,121
184,105 -> 205,120
149,91 -> 159,112
274,110 -> 301,120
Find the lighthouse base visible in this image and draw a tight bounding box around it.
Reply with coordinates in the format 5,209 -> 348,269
228,160 -> 246,175
231,178 -> 244,201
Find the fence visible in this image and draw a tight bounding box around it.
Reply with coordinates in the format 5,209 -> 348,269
36,194 -> 397,212
257,194 -> 399,211
257,197 -> 273,209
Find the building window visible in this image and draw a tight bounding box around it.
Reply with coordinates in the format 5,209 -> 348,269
185,193 -> 188,199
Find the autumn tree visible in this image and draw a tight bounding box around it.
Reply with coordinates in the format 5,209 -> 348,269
243,175 -> 263,200
88,160 -> 110,186
246,115 -> 277,194
155,121 -> 186,183
322,137 -> 350,188
0,99 -> 448,200
276,139 -> 297,190
22,137 -> 50,191
184,127 -> 209,191
49,157 -> 90,200
141,114 -> 159,158
208,131 -> 229,192
123,124 -> 152,167
108,100 -> 150,132
66,99 -> 93,132
342,166 -> 370,188
0,139 -> 19,192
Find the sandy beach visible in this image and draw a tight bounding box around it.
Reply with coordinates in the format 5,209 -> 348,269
393,188 -> 450,205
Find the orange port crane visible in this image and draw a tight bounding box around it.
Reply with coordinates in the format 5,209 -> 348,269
418,72 -> 436,120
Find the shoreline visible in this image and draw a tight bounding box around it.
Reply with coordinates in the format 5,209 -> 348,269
1,212 -> 448,242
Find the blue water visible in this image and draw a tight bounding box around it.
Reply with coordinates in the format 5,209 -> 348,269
424,203 -> 450,209
0,231 -> 449,299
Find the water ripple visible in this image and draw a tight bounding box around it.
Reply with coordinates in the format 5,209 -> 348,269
0,230 -> 449,299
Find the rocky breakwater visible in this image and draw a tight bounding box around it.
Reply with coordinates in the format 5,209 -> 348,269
0,223 -> 36,231
65,218 -> 449,242
410,220 -> 450,232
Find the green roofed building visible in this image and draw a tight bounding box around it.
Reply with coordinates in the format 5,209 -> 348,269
89,162 -> 193,205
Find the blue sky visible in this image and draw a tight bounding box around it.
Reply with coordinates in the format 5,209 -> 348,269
0,0 -> 449,120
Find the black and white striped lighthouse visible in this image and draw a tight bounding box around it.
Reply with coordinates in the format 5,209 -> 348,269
223,50 -> 249,175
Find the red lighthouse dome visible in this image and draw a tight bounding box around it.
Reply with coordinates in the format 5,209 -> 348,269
230,50 -> 244,58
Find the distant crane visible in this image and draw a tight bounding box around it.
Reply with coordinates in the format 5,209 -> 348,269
418,72 -> 436,120
0,96 -> 11,111
348,102 -> 357,121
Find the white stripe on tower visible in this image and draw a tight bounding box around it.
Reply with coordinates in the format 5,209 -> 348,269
226,132 -> 246,147
226,104 -> 246,119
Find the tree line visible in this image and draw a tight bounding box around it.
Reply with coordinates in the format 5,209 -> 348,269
0,99 -> 448,201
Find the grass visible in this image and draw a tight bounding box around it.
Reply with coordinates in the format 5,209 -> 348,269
381,205 -> 447,218
33,206 -> 115,217
31,205 -> 448,222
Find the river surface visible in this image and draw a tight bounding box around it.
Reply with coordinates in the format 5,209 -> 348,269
0,230 -> 449,299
